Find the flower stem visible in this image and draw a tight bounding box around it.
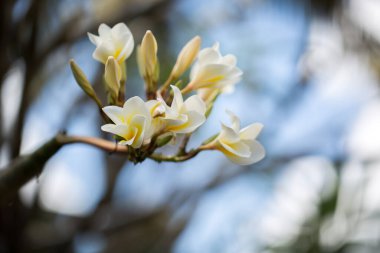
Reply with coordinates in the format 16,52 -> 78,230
181,84 -> 193,94
158,74 -> 174,98
149,143 -> 214,163
149,149 -> 201,162
176,134 -> 191,156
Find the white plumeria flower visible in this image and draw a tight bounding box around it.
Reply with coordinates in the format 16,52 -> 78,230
88,23 -> 134,64
215,110 -> 265,165
101,96 -> 152,148
157,85 -> 206,134
185,42 -> 242,93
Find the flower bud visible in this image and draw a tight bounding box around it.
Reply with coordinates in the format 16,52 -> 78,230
104,56 -> 122,100
70,59 -> 101,106
171,36 -> 201,79
156,133 -> 174,147
137,30 -> 158,82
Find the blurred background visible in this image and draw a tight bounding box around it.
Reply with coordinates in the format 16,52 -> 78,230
1,0 -> 380,252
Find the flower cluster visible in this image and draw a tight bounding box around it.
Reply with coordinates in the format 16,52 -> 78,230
70,23 -> 265,165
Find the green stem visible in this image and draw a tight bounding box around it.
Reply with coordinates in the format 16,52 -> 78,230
149,146 -> 209,163
158,74 -> 175,99
118,61 -> 127,104
177,134 -> 191,156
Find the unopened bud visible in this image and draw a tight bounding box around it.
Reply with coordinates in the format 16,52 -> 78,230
104,56 -> 122,100
156,133 -> 174,147
137,30 -> 158,82
171,36 -> 201,79
70,59 -> 99,102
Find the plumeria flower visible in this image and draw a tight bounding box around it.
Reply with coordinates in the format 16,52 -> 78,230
213,110 -> 265,165
156,85 -> 206,134
183,43 -> 242,94
101,96 -> 152,148
88,23 -> 134,64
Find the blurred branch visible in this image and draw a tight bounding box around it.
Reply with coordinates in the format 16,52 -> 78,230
9,0 -> 42,159
0,134 -> 63,201
0,133 -> 130,201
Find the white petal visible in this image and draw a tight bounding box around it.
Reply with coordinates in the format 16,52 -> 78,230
183,95 -> 206,115
219,140 -> 251,158
225,110 -> 240,132
191,64 -> 232,89
217,74 -> 241,92
129,115 -> 147,148
101,124 -> 129,138
92,41 -> 114,64
226,67 -> 243,79
116,36 -> 134,62
243,140 -> 266,165
221,84 -> 235,94
111,23 -> 134,61
122,96 -> 151,125
111,23 -> 131,38
88,33 -> 101,46
239,123 -> 263,141
164,113 -> 188,126
190,45 -> 220,79
102,106 -> 124,124
146,100 -> 165,116
197,47 -> 221,66
222,140 -> 265,165
221,54 -> 237,66
150,117 -> 165,135
119,127 -> 138,146
98,23 -> 112,38
119,139 -> 134,145
167,111 -> 205,134
170,85 -> 184,112
219,123 -> 240,143
212,42 -> 220,51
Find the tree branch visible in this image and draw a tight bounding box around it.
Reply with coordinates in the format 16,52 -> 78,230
0,133 -> 129,201
0,135 -> 63,201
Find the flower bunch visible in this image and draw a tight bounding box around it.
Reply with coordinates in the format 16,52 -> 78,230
70,23 -> 265,165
